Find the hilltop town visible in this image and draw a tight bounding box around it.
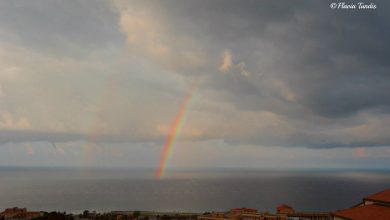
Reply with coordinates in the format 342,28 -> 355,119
1,188 -> 389,220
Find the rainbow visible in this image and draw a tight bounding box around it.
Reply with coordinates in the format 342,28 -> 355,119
156,82 -> 200,179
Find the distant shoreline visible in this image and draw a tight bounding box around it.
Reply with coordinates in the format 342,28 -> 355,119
1,166 -> 390,172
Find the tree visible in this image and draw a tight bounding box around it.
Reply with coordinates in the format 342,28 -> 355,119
132,211 -> 140,219
83,210 -> 90,218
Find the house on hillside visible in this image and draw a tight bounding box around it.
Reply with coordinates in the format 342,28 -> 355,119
0,207 -> 41,220
333,188 -> 390,220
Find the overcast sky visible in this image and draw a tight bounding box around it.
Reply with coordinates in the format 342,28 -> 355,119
0,0 -> 389,169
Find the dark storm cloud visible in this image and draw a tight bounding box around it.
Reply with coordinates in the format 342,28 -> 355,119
141,0 -> 390,118
1,0 -> 390,149
4,0 -> 388,118
119,0 -> 390,148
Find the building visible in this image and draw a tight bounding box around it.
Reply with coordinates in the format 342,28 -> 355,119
362,187 -> 390,206
198,208 -> 286,220
276,205 -> 294,215
333,188 -> 390,220
0,207 -> 41,220
276,205 -> 332,220
230,208 -> 257,216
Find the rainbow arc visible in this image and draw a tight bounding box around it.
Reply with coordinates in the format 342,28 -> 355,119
156,82 -> 200,179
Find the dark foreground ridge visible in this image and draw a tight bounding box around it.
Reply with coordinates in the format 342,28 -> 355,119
1,188 -> 389,220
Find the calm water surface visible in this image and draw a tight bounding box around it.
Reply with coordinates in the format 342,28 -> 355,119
0,168 -> 389,213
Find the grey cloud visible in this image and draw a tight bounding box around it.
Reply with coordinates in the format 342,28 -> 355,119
1,0 -> 390,150
0,130 -> 158,145
112,0 -> 390,148
225,128 -> 390,149
136,0 -> 390,118
0,0 -> 124,56
3,0 -> 388,118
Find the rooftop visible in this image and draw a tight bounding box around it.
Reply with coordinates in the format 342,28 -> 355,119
334,204 -> 390,220
276,204 -> 293,211
364,188 -> 390,203
1,207 -> 27,214
230,208 -> 257,213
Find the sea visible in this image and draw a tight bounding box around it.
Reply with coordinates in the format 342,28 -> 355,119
0,167 -> 389,213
